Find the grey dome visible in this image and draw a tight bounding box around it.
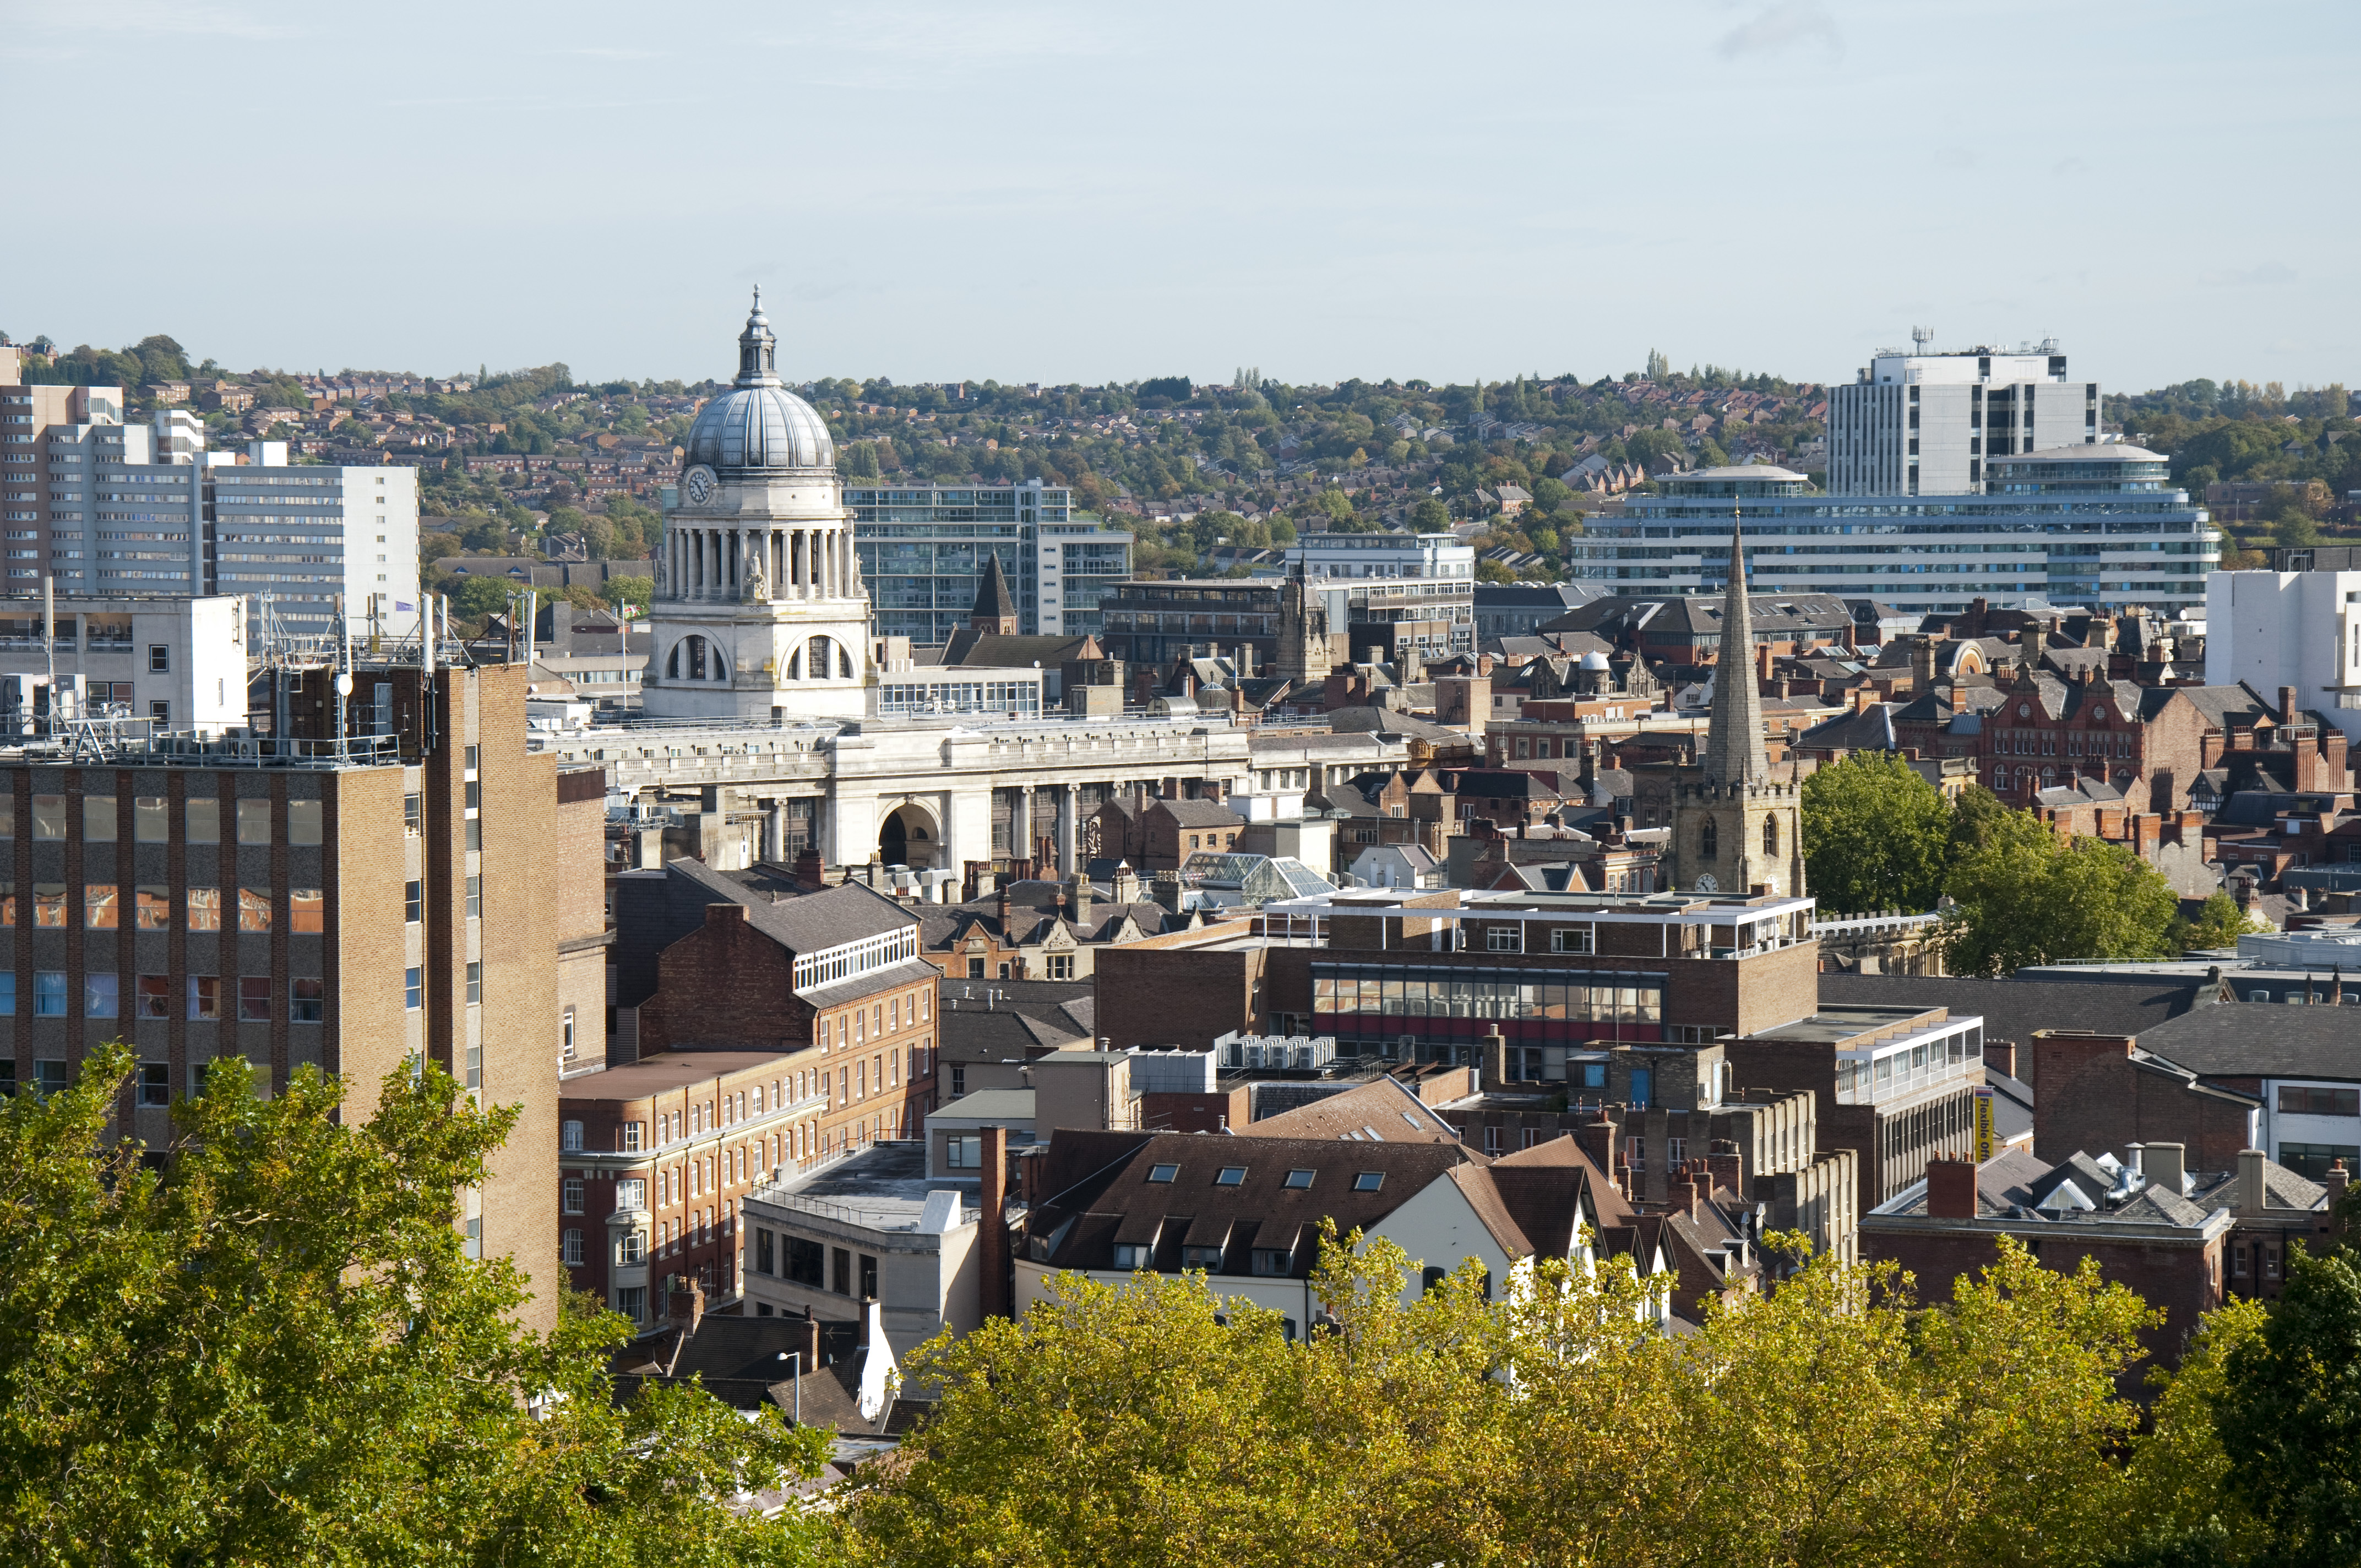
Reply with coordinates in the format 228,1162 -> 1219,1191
1580,650 -> 1612,671
683,290 -> 836,476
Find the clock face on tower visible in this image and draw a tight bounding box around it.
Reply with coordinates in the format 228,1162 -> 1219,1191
1694,873 -> 1719,892
683,465 -> 715,505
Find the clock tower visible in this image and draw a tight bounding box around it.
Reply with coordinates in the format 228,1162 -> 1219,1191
643,292 -> 872,722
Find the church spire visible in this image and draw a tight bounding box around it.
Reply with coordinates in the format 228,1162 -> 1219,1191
1702,504 -> 1770,785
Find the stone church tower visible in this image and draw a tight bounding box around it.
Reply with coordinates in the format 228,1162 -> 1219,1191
1275,559 -> 1344,685
1669,511 -> 1807,897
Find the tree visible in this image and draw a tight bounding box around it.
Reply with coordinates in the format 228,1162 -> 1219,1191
605,575 -> 655,613
0,1043 -> 830,1565
2175,890 -> 2271,951
1410,496 -> 1451,531
450,574 -> 517,624
2213,1248 -> 2361,1566
1940,809 -> 2181,974
1800,752 -> 1955,913
847,1226 -> 2167,1568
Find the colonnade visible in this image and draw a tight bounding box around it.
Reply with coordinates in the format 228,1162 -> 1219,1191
665,523 -> 858,602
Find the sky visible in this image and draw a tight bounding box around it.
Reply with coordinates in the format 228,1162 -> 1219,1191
4,0 -> 2356,394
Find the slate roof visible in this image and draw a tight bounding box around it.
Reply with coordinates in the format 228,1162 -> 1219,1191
667,857 -> 916,954
1239,1077 -> 1464,1144
969,553 -> 1019,624
2135,1006 -> 2361,1082
1796,703 -> 1898,753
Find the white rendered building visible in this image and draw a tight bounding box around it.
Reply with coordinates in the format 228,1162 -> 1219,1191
2206,568 -> 2361,741
1282,530 -> 1477,656
0,592 -> 248,733
1828,334 -> 2098,496
643,296 -> 871,722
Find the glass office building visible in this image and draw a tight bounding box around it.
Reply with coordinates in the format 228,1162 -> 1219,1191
1573,447 -> 2217,616
847,480 -> 1131,645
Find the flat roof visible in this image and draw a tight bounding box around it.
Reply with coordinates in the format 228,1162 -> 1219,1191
561,1047 -> 801,1102
928,1088 -> 1037,1123
745,1139 -> 978,1233
1747,1006 -> 1951,1046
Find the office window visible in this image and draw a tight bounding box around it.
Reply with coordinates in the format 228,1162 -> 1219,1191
185,798 -> 219,843
859,1254 -> 877,1300
757,1228 -> 775,1276
136,974 -> 170,1019
0,974 -> 12,1016
1486,926 -> 1521,953
32,884 -> 63,927
1551,928 -> 1595,955
0,883 -> 11,925
34,1060 -> 68,1098
187,976 -> 221,1021
403,793 -> 422,835
465,818 -> 481,852
284,799 -> 322,846
404,879 -> 422,923
31,795 -> 64,840
786,1235 -> 824,1286
466,874 -> 482,918
614,1286 -> 646,1322
84,795 -> 116,841
238,977 -> 270,1022
562,1007 -> 576,1061
85,884 -> 118,929
621,1121 -> 643,1152
404,967 -> 422,1010
78,971 -> 119,1019
1047,954 -> 1074,979
290,978 -> 323,1023
561,1120 -> 584,1154
615,1178 -> 645,1211
236,799 -> 270,845
237,889 -> 271,933
34,971 -> 68,1017
618,1232 -> 645,1265
2278,1086 -> 2361,1117
138,1062 -> 170,1107
186,887 -> 221,931
2280,1142 -> 2361,1182
561,1230 -> 584,1266
148,644 -> 169,673
944,1134 -> 982,1169
134,886 -> 170,929
290,889 -> 323,934
466,962 -> 482,1005
134,796 -> 168,842
465,744 -> 479,771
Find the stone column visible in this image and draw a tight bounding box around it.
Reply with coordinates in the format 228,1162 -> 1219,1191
1057,783 -> 1078,874
1016,786 -> 1035,867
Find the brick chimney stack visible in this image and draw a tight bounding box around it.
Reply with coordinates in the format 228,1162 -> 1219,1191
2280,685 -> 2299,725
1926,1159 -> 1979,1219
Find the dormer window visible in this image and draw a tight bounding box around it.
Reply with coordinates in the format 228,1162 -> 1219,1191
1112,1243 -> 1155,1270
1252,1248 -> 1293,1276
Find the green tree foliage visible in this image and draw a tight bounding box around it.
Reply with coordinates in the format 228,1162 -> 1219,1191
2175,890 -> 2271,950
605,575 -> 655,613
1410,496 -> 1451,531
0,1043 -> 829,1566
848,1228 -> 2175,1568
1800,753 -> 1955,913
449,574 -> 518,624
2212,1248 -> 2361,1566
1939,809 -> 2181,974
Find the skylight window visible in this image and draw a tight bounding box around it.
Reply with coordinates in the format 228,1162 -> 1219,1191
1284,1169 -> 1315,1189
1353,1172 -> 1385,1191
1215,1167 -> 1247,1186
1147,1163 -> 1180,1183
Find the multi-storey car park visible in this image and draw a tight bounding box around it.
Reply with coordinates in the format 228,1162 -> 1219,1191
1574,448 -> 2217,618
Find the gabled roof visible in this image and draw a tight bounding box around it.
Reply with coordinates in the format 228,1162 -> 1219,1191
1242,1077 -> 1464,1144
666,857 -> 916,955
2137,1006 -> 2361,1082
970,552 -> 1019,623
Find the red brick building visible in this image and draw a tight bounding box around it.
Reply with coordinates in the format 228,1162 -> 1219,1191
565,866 -> 941,1324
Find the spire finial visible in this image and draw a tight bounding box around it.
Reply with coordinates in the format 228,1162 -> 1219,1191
752,284 -> 762,311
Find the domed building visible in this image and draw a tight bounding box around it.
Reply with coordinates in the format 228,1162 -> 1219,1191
643,292 -> 871,721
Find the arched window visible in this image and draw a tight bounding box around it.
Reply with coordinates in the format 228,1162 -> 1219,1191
839,643 -> 855,679
807,636 -> 833,680
1700,819 -> 1718,861
1763,815 -> 1779,857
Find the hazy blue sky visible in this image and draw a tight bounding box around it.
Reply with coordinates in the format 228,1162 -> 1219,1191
6,0 -> 2355,393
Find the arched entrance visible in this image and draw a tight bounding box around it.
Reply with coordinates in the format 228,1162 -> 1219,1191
879,802 -> 939,869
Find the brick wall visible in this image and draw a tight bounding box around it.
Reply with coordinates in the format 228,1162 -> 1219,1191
2030,1029 -> 2258,1172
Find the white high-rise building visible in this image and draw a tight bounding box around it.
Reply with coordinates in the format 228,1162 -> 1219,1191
2206,568 -> 2361,741
1827,334 -> 2099,496
642,294 -> 871,722
0,347 -> 419,637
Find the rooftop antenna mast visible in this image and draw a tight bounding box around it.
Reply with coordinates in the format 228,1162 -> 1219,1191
1911,325 -> 1935,352
41,574 -> 56,738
